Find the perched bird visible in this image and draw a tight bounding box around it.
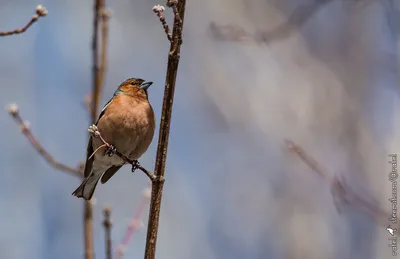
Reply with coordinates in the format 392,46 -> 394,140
72,78 -> 156,200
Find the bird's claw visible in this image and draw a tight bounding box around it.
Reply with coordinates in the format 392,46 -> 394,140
131,160 -> 140,172
105,145 -> 116,157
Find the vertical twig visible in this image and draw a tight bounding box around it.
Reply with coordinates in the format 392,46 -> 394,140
144,1 -> 187,258
85,0 -> 109,258
104,206 -> 113,259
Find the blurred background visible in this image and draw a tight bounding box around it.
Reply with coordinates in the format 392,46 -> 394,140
0,0 -> 399,258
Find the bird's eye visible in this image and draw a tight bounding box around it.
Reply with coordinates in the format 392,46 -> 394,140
130,81 -> 136,85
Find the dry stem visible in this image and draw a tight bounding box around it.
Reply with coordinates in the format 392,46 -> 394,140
144,1 -> 186,258
0,5 -> 47,37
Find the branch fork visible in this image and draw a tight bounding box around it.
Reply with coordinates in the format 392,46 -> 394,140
87,124 -> 158,182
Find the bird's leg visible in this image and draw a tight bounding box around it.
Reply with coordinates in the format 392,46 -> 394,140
105,145 -> 116,157
131,160 -> 140,172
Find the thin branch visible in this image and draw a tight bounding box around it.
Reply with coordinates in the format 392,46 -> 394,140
7,104 -> 82,177
103,206 -> 113,259
144,1 -> 186,258
0,5 -> 48,37
116,184 -> 151,259
152,5 -> 172,41
88,125 -> 156,180
285,139 -> 390,229
91,0 -> 103,120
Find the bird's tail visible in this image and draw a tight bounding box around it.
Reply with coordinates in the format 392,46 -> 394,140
72,171 -> 103,201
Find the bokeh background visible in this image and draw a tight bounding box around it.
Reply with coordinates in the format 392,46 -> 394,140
1,0 -> 399,258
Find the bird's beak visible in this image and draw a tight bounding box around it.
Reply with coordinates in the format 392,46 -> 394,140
140,81 -> 153,91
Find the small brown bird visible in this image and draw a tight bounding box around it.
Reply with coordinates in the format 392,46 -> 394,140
72,78 -> 156,200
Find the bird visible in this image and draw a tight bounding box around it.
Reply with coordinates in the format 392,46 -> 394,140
72,78 -> 156,200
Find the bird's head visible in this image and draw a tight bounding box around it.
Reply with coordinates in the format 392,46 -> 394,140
118,78 -> 153,100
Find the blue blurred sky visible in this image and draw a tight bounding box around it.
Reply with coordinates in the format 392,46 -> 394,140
0,0 -> 399,259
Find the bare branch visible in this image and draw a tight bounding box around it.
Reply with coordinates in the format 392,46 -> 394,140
0,5 -> 47,37
144,1 -> 187,258
116,184 -> 151,259
103,206 -> 113,259
7,104 -> 82,177
152,5 -> 172,41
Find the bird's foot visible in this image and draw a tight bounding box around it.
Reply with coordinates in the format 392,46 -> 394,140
131,160 -> 140,172
105,145 -> 116,157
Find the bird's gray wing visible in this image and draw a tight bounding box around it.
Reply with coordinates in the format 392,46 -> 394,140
84,90 -> 123,178
83,137 -> 94,178
84,94 -> 115,178
101,165 -> 123,184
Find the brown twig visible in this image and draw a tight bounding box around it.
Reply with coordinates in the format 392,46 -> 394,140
116,184 -> 151,259
144,1 -> 186,258
0,5 -> 48,37
152,5 -> 172,41
103,206 -> 113,259
7,104 -> 82,177
285,139 -> 390,229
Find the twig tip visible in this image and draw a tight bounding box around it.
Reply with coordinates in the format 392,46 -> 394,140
152,5 -> 165,13
35,5 -> 48,17
7,103 -> 19,116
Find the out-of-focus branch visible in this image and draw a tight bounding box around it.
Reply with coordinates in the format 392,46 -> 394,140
285,139 -> 390,229
7,104 -> 82,177
85,1 -> 110,258
209,0 -> 335,44
98,7 -> 110,101
285,139 -> 328,180
103,206 -> 113,259
116,185 -> 151,259
144,1 -> 186,258
0,5 -> 47,37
